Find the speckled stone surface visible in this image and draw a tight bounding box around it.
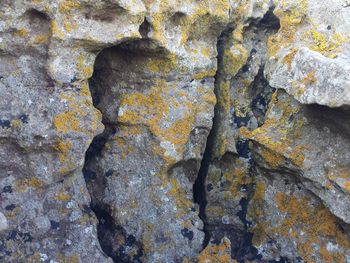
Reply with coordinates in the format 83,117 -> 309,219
1,0 -> 350,262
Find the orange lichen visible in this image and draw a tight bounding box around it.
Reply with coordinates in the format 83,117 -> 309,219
273,192 -> 350,262
198,238 -> 236,263
289,145 -> 306,167
224,160 -> 251,197
248,181 -> 267,224
168,178 -> 192,218
282,48 -> 299,69
343,181 -> 350,193
239,91 -> 307,168
117,82 -> 212,162
53,139 -> 75,174
118,86 -> 168,129
260,147 -> 285,168
54,110 -> 81,133
54,90 -> 99,135
79,82 -> 91,97
292,71 -> 317,97
327,165 -> 350,184
302,71 -> 317,85
53,139 -> 72,163
320,246 -> 332,263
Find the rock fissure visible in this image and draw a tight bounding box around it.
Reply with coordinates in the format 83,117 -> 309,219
82,128 -> 118,262
193,25 -> 235,251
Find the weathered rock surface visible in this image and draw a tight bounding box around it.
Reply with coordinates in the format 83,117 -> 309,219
1,0 -> 350,262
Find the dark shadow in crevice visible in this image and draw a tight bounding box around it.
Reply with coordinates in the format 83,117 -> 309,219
138,18 -> 151,38
92,204 -> 144,263
192,25 -> 233,250
193,5 -> 283,262
192,122 -> 216,248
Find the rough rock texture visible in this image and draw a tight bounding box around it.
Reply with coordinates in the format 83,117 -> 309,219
1,0 -> 350,262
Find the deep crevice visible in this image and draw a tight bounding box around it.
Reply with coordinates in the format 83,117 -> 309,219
82,39 -> 171,262
82,117 -> 121,262
193,26 -> 233,250
192,116 -> 216,249
193,6 -> 281,260
83,114 -> 144,263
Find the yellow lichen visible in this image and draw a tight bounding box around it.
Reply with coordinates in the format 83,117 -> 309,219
232,99 -> 249,118
192,68 -> 217,80
76,54 -> 93,78
10,119 -> 22,129
54,191 -> 71,201
51,20 -> 65,39
147,54 -> 177,74
59,0 -> 81,13
226,161 -> 251,197
222,44 -> 248,77
63,20 -> 78,33
16,177 -> 43,192
305,30 -> 346,58
13,28 -> 28,38
218,80 -> 231,112
268,0 -> 308,57
33,34 -> 49,44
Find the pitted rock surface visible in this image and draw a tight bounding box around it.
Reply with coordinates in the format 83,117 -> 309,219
1,0 -> 350,262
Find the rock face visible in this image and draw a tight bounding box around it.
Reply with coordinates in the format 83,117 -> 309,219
0,0 -> 350,262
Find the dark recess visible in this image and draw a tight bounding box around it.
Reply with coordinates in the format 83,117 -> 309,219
83,44 -> 145,263
192,25 -> 234,250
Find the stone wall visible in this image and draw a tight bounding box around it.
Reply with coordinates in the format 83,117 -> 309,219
0,0 -> 350,262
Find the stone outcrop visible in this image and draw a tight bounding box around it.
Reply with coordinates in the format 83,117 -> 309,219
0,0 -> 350,262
